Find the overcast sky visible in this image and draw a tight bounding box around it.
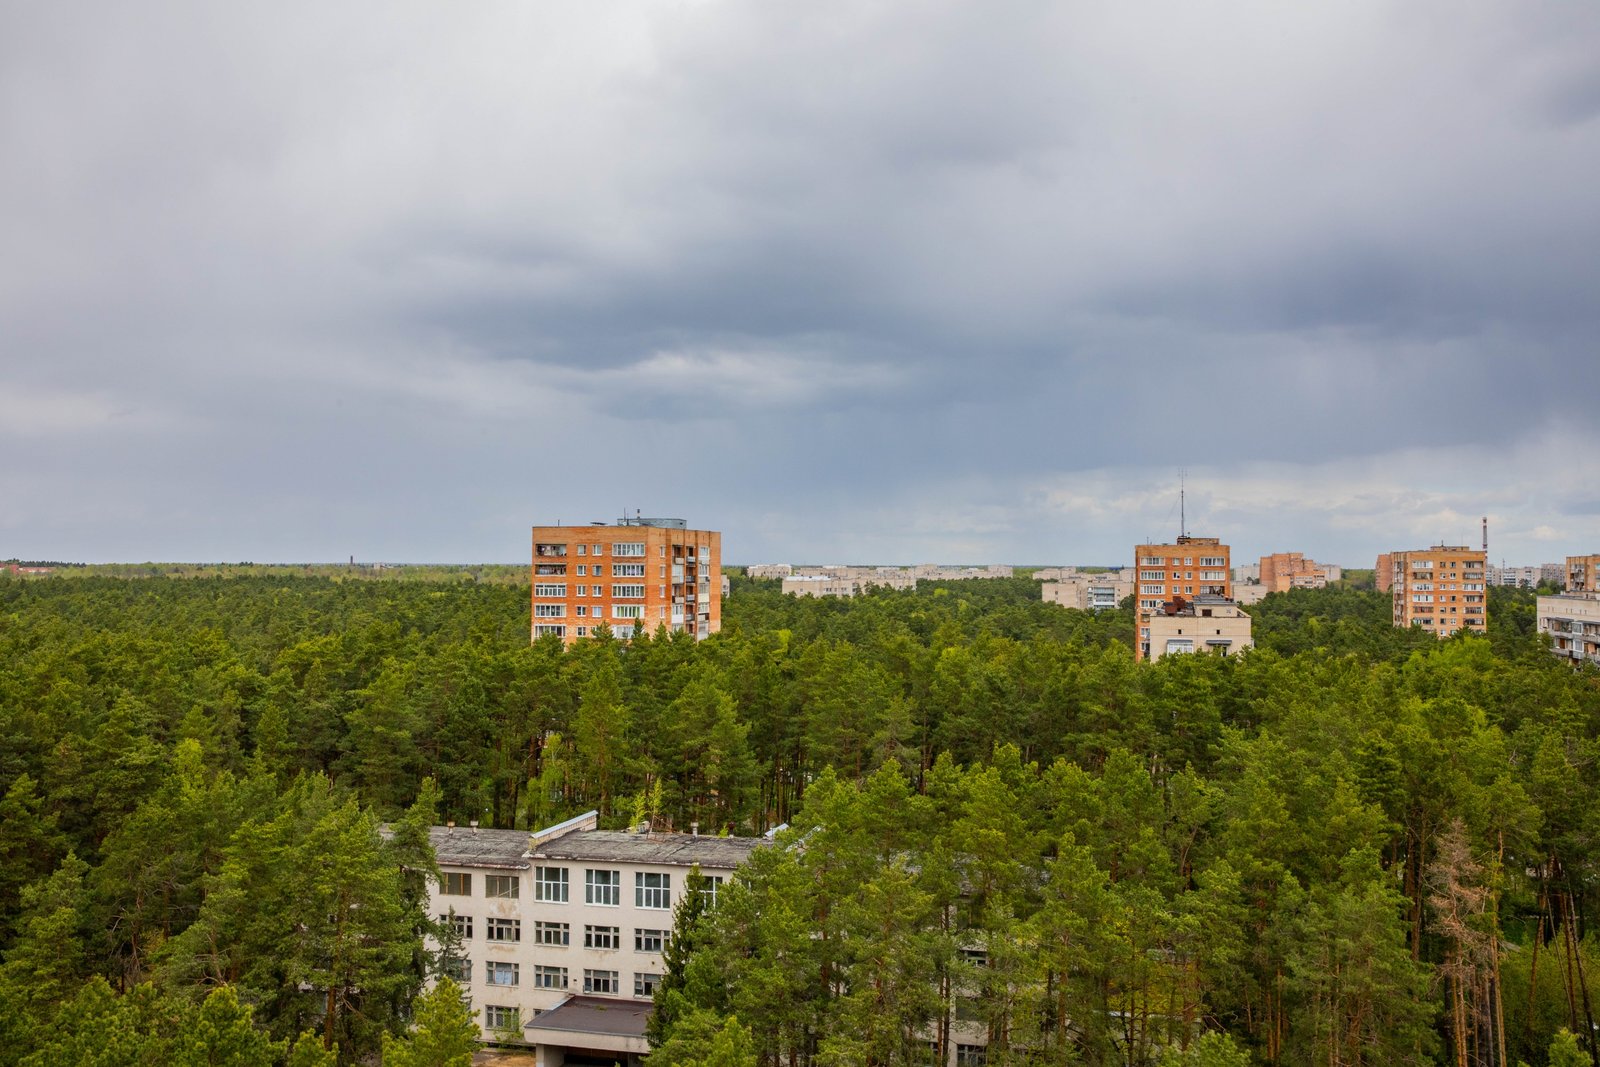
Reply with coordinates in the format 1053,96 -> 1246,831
4,2 -> 1599,566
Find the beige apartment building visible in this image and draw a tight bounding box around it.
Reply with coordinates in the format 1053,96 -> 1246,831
782,573 -> 918,597
1041,571 -> 1133,612
1537,593 -> 1600,667
1134,537 -> 1232,661
429,813 -> 762,1062
1567,554 -> 1600,593
532,518 -> 721,645
1144,595 -> 1254,661
1385,546 -> 1488,636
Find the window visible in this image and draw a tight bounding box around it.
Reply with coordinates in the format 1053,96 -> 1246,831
613,563 -> 645,577
586,869 -> 620,906
534,583 -> 566,597
613,605 -> 643,620
613,542 -> 645,557
484,1005 -> 520,1031
697,876 -> 724,906
1140,556 -> 1163,565
1140,584 -> 1164,595
442,955 -> 470,982
1200,571 -> 1226,581
440,872 -> 471,896
533,965 -> 568,989
577,564 -> 587,575
439,912 -> 472,939
585,925 -> 620,949
959,947 -> 989,966
534,564 -> 566,576
592,565 -> 606,577
576,626 -> 588,637
584,969 -> 620,994
576,544 -> 587,556
635,928 -> 667,953
635,972 -> 661,997
1200,556 -> 1226,567
534,543 -> 567,558
534,921 -> 570,946
533,625 -> 566,638
1139,570 -> 1165,580
485,875 -> 519,899
576,605 -> 588,617
612,584 -> 646,599
636,872 -> 671,909
956,1044 -> 988,1066
535,867 -> 568,902
534,604 -> 565,617
486,917 -> 521,943
485,961 -> 519,987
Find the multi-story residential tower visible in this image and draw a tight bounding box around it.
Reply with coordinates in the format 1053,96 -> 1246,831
428,813 -> 761,1061
1133,536 -> 1231,661
1567,554 -> 1600,593
1375,553 -> 1394,593
532,517 -> 721,645
1386,546 -> 1487,636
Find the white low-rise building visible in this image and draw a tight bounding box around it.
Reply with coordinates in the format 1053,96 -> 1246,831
429,813 -> 762,1064
1143,594 -> 1253,661
1538,593 -> 1600,668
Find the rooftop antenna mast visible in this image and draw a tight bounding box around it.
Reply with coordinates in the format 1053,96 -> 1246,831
1180,471 -> 1187,539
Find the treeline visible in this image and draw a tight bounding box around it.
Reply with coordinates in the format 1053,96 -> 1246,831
0,571 -> 1597,1064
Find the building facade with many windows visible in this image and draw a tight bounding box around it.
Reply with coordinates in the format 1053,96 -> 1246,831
429,813 -> 761,1063
1133,536 -> 1232,661
1384,546 -> 1488,636
531,517 -> 721,645
1538,593 -> 1600,667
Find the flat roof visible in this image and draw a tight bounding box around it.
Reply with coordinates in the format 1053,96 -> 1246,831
430,826 -> 531,870
531,830 -> 762,870
525,995 -> 650,1038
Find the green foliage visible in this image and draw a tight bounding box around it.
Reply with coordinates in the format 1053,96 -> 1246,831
5,571 -> 1600,1065
381,977 -> 478,1067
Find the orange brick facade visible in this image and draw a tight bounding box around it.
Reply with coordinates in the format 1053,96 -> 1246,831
1386,546 -> 1487,636
1133,536 -> 1231,661
1375,553 -> 1393,593
532,521 -> 722,645
1259,552 -> 1330,593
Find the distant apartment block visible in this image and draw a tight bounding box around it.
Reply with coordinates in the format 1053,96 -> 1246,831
1538,593 -> 1600,667
532,518 -> 721,645
746,564 -> 794,579
1041,571 -> 1132,612
782,573 -> 917,598
1567,554 -> 1600,594
1232,563 -> 1261,583
1375,553 -> 1393,593
1259,552 -> 1340,593
1489,564 -> 1562,589
1231,583 -> 1270,606
1145,594 -> 1253,661
1134,537 -> 1231,661
1385,546 -> 1487,636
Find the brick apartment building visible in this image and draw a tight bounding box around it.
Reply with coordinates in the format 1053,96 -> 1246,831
1567,554 -> 1600,593
1133,536 -> 1232,661
532,517 -> 721,645
1384,546 -> 1488,636
1259,552 -> 1337,593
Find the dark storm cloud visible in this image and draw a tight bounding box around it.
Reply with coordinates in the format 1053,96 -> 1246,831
2,0 -> 1599,564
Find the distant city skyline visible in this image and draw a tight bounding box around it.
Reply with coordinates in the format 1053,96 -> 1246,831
3,3 -> 1598,566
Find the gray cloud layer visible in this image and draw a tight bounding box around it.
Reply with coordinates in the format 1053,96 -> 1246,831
3,1 -> 1598,565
